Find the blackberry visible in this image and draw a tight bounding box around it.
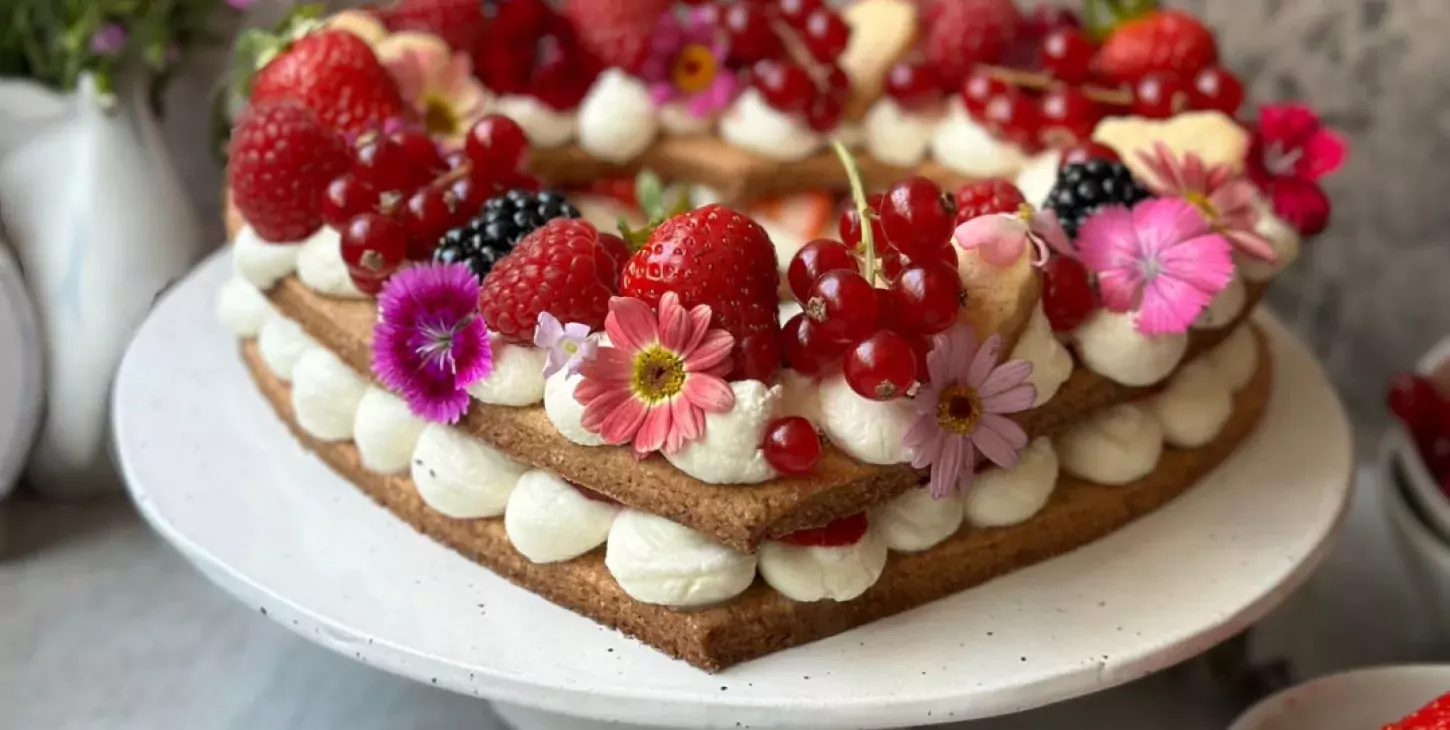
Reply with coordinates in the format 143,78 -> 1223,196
1044,160 -> 1152,239
434,189 -> 580,281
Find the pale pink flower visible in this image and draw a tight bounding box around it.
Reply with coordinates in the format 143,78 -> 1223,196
1135,142 -> 1277,262
534,312 -> 597,379
903,324 -> 1036,499
376,32 -> 492,143
1076,198 -> 1236,336
574,293 -> 736,456
952,205 -> 1071,267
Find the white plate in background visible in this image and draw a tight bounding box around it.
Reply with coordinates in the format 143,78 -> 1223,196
0,238 -> 42,499
1229,664 -> 1450,730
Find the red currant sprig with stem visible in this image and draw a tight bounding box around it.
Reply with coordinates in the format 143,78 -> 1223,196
829,139 -> 881,285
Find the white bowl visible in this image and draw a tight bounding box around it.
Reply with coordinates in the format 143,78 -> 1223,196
1381,440 -> 1450,639
0,240 -> 41,500
1390,335 -> 1450,543
1228,664 -> 1450,730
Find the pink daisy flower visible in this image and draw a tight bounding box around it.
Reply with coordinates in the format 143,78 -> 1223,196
904,324 -> 1036,500
639,8 -> 739,118
372,262 -> 493,424
574,292 -> 736,456
1076,198 -> 1236,336
1135,142 -> 1277,262
952,205 -> 1071,267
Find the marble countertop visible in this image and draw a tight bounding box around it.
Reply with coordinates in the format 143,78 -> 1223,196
2,466 -> 1444,730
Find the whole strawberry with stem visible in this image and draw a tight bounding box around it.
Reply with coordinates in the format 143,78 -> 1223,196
249,27 -> 408,135
619,204 -> 782,380
1094,8 -> 1218,83
378,0 -> 488,56
228,100 -> 351,243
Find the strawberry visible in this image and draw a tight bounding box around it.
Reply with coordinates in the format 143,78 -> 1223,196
1095,9 -> 1218,83
922,0 -> 1023,87
1384,691 -> 1450,729
953,179 -> 1027,224
563,0 -> 672,73
251,29 -> 407,135
478,219 -> 619,344
227,101 -> 350,243
619,205 -> 781,379
377,0 -> 488,54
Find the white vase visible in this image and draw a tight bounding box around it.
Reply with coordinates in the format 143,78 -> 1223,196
0,73 -> 206,499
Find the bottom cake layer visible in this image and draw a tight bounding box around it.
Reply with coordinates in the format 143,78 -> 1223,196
238,327 -> 1272,672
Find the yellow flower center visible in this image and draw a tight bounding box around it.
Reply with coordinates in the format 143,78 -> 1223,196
671,44 -> 718,95
424,95 -> 458,137
631,346 -> 686,404
936,384 -> 982,435
1183,191 -> 1220,223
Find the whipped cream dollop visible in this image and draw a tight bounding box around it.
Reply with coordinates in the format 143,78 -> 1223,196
962,437 -> 1059,527
1205,324 -> 1259,392
929,98 -> 1027,178
495,94 -> 578,148
1193,274 -> 1246,330
1010,305 -> 1073,406
410,423 -> 529,519
758,527 -> 888,602
659,102 -> 714,136
864,98 -> 937,167
217,276 -> 273,338
543,370 -> 607,447
777,367 -> 823,427
257,315 -> 319,382
719,88 -> 823,162
604,509 -> 758,607
577,69 -> 659,164
291,347 -> 368,442
762,219 -> 809,302
505,470 -> 620,563
872,486 -> 964,552
1149,359 -> 1233,449
232,225 -> 301,289
353,387 -> 426,474
466,338 -> 547,406
1073,309 -> 1188,387
664,380 -> 780,485
1056,403 -> 1163,485
295,226 -> 364,299
819,373 -> 915,465
1014,149 -> 1063,209
1238,196 -> 1302,283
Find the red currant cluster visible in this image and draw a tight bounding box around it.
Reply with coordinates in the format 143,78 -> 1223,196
784,176 -> 963,402
330,115 -> 532,294
698,0 -> 851,131
1389,374 -> 1450,493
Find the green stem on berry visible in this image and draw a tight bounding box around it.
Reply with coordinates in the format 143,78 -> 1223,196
617,168 -> 690,254
830,140 -> 878,286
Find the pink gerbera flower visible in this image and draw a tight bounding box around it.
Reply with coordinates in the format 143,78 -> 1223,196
575,293 -> 736,456
1135,142 -> 1277,262
904,324 -> 1036,499
1076,198 -> 1236,336
372,262 -> 493,423
1245,103 -> 1348,237
952,204 -> 1071,267
639,8 -> 739,118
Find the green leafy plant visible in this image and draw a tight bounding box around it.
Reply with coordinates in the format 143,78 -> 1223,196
0,0 -> 250,110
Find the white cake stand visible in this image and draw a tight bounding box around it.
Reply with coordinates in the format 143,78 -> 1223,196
113,252 -> 1354,730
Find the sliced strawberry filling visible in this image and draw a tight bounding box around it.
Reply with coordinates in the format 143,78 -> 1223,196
776,512 -> 869,548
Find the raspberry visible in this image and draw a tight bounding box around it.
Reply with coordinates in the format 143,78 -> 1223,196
953,178 -> 1027,224
478,219 -> 617,344
227,101 -> 350,243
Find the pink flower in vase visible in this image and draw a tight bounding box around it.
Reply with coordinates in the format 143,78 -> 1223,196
1075,198 -> 1236,336
1245,104 -> 1348,237
1135,142 -> 1278,262
574,293 -> 736,456
639,9 -> 739,118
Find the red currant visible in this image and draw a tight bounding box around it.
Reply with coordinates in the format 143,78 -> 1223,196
777,0 -> 823,28
762,416 -> 823,475
982,88 -> 1042,149
879,176 -> 956,262
732,331 -> 783,382
953,178 -> 1026,223
387,129 -> 445,188
752,60 -> 815,115
776,512 -> 869,547
446,176 -> 486,219
1388,373 -> 1446,439
837,193 -> 887,251
340,213 -> 408,292
322,175 -> 379,230
806,95 -> 845,133
1190,65 -> 1245,115
801,7 -> 850,62
1037,86 -> 1100,148
1130,73 -> 1191,119
788,239 -> 858,302
352,135 -> 413,190
401,186 -> 459,260
881,243 -> 955,281
465,114 -> 529,172
891,263 -> 962,335
1041,255 -> 1095,332
805,270 -> 879,343
884,60 -> 942,111
1059,141 -> 1122,168
1038,29 -> 1096,84
720,2 -> 782,64
782,313 -> 846,375
961,68 -> 1008,116
844,330 -> 918,400
444,149 -> 469,172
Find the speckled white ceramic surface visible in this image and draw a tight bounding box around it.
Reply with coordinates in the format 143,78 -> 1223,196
1229,664 -> 1450,730
113,251 -> 1354,730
